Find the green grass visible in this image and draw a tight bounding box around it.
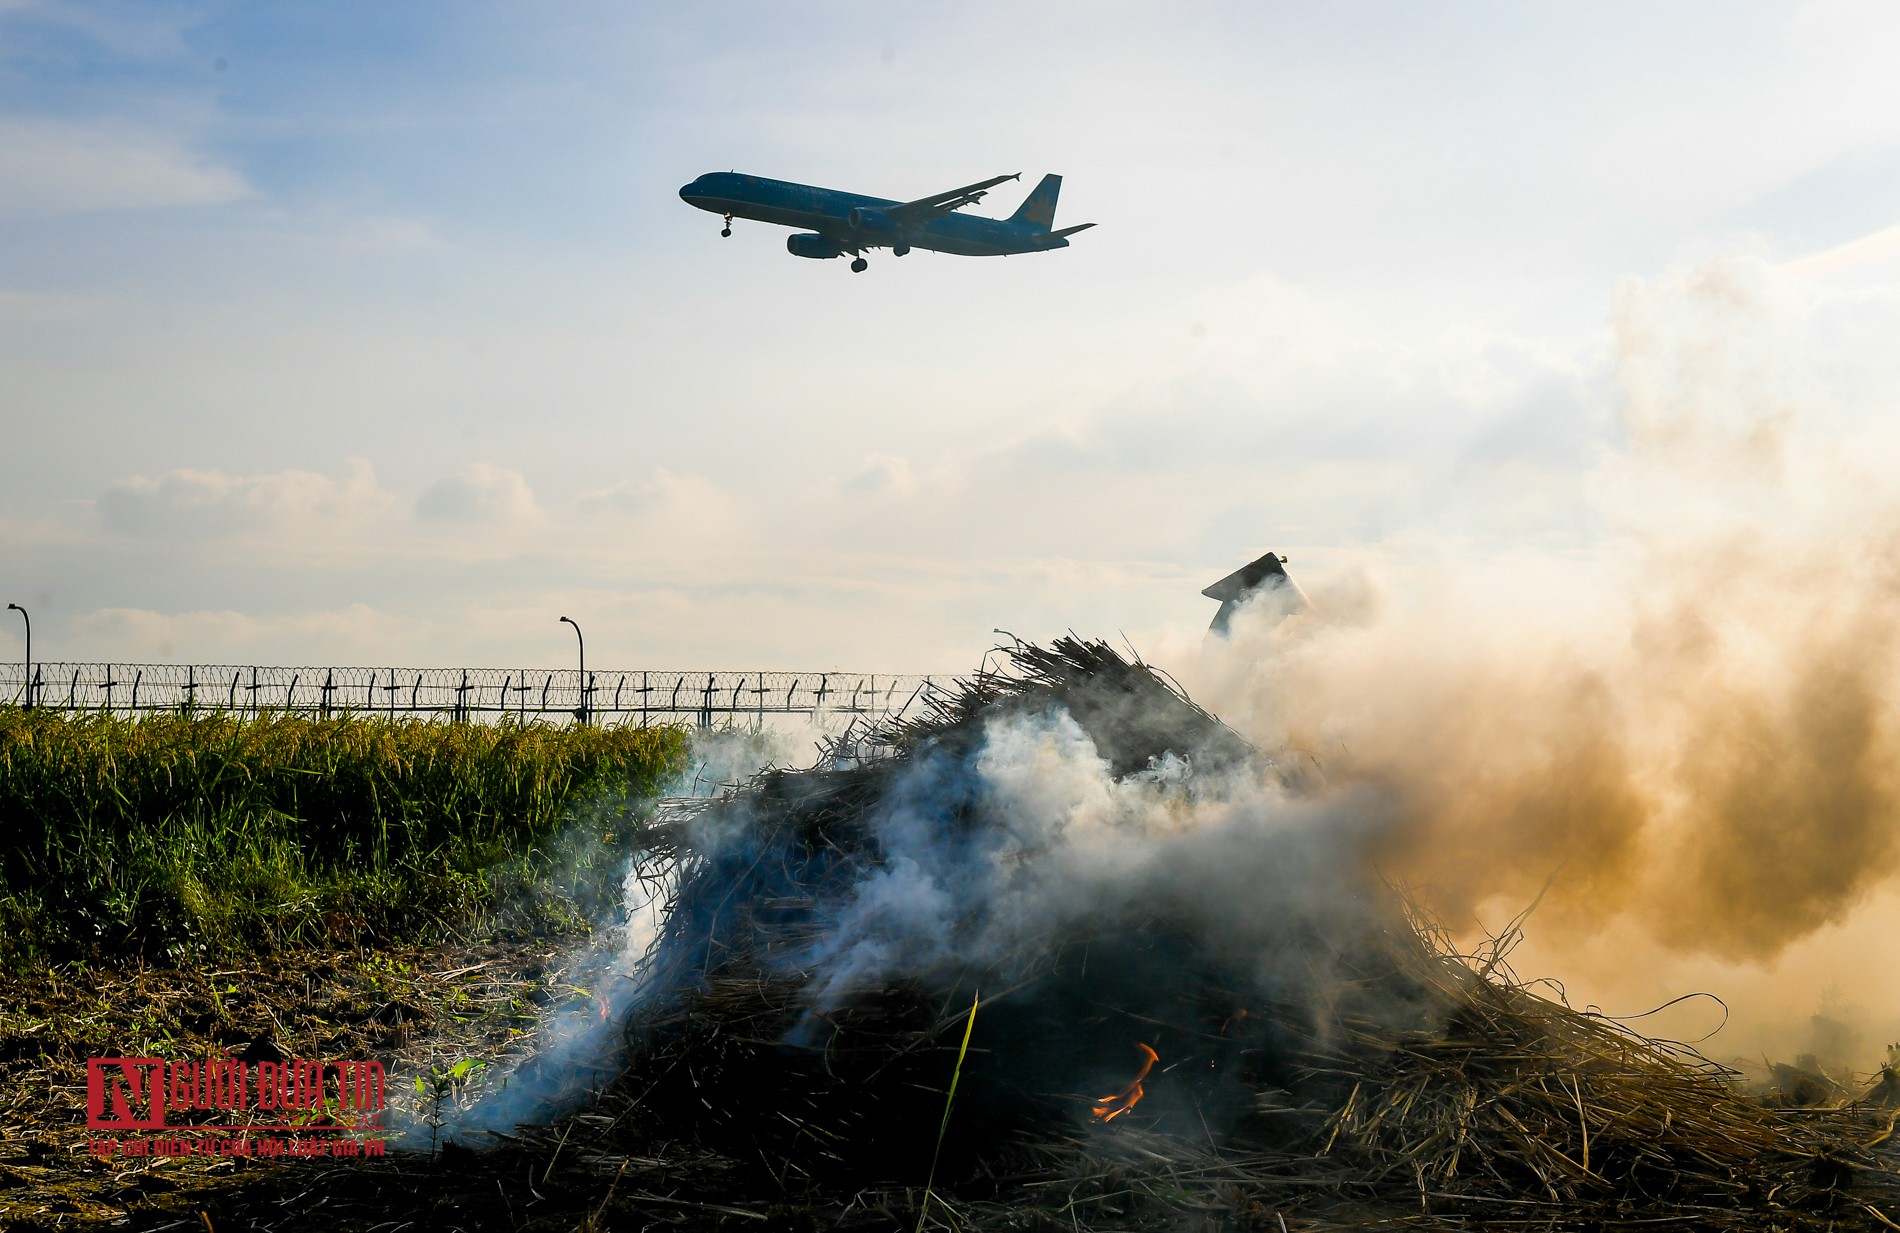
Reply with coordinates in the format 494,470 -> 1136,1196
0,706 -> 689,966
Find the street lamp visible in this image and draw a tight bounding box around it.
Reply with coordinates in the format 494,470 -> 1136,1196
559,616 -> 586,725
6,604 -> 28,711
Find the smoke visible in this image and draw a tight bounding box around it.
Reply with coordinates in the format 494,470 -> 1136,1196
676,723 -> 811,795
410,723 -> 805,1144
799,708 -> 1401,1016
427,254 -> 1900,1141
431,701 -> 1399,1145
1183,255 -> 1900,1064
618,689 -> 1456,1148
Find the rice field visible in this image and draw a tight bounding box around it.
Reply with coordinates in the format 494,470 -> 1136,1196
0,706 -> 689,966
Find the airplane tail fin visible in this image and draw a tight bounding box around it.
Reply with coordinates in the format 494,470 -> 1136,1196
1008,173 -> 1063,230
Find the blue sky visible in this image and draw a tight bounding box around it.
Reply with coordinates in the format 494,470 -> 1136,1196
4,1 -> 1900,672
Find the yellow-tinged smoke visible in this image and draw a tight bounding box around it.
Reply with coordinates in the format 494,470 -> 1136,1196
1186,255 -> 1900,1066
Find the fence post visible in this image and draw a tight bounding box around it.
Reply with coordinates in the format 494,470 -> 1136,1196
4,604 -> 27,711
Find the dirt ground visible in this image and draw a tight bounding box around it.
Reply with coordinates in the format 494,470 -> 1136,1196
10,935 -> 1898,1233
0,932 -> 673,1231
0,931 -> 1369,1232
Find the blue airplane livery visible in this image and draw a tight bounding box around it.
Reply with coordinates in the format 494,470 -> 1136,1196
678,171 -> 1093,272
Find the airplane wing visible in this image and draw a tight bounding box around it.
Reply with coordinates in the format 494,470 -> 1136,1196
888,173 -> 1021,222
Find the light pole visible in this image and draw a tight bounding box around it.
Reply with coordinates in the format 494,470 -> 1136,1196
559,616 -> 586,725
6,604 -> 28,711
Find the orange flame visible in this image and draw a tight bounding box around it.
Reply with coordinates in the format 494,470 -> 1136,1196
1089,1043 -> 1158,1123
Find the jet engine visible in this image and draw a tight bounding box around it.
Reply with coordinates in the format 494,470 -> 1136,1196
786,233 -> 843,259
846,207 -> 894,233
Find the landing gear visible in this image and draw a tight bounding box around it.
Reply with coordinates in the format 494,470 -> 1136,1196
720,213 -> 732,238
850,257 -> 868,273
892,243 -> 910,257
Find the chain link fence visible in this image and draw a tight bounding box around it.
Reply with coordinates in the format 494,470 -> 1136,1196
0,662 -> 949,727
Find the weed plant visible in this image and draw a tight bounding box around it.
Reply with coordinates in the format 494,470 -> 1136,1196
0,707 -> 688,966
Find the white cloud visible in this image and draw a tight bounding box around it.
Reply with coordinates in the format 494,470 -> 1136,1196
337,215 -> 448,252
0,118 -> 247,219
416,463 -> 541,524
1781,219 -> 1900,281
840,453 -> 915,496
573,467 -> 735,534
100,459 -> 395,539
70,603 -> 427,664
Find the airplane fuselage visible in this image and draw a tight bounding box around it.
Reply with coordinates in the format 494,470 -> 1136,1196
678,172 -> 1077,259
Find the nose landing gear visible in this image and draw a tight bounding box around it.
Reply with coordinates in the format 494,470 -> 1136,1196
850,257 -> 869,273
720,213 -> 733,238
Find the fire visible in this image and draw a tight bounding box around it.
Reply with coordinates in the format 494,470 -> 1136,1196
1090,1042 -> 1158,1123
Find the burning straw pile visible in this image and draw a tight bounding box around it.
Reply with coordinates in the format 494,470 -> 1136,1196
534,638 -> 1900,1230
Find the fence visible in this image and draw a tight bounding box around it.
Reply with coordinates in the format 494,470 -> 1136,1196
0,663 -> 949,727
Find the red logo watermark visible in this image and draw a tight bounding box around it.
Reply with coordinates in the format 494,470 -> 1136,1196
86,1056 -> 388,1159
88,1058 -> 168,1130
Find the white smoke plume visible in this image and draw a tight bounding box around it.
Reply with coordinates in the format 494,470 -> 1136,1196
414,724 -> 805,1143
800,708 -> 1392,1010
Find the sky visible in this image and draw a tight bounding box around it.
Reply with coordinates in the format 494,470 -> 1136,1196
4,0 -> 1900,677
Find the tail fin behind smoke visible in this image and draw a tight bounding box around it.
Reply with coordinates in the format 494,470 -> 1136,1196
1009,174 -> 1063,230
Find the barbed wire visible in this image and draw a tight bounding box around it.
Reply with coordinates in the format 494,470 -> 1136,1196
0,663 -> 951,726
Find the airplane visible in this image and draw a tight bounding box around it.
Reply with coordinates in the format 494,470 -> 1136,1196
677,171 -> 1094,272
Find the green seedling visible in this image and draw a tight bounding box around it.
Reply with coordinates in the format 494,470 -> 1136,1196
413,1057 -> 486,1155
